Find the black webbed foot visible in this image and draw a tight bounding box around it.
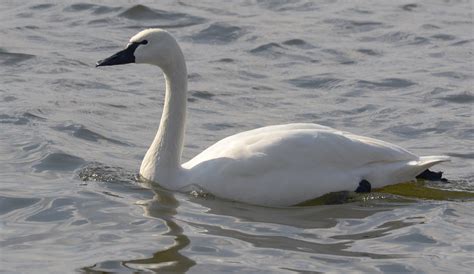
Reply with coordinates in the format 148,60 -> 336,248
355,179 -> 372,193
416,169 -> 449,183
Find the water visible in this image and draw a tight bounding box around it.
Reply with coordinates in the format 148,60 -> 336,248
1,0 -> 473,272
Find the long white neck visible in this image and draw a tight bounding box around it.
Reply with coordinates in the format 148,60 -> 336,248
140,49 -> 187,184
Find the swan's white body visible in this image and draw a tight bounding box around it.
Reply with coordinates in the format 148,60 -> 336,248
180,124 -> 448,205
99,29 -> 449,206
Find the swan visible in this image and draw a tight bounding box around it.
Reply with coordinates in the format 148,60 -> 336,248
96,29 -> 449,206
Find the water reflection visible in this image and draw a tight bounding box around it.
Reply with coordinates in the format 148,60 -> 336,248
185,197 -> 407,259
80,174 -> 420,273
82,184 -> 196,273
191,192 -> 402,228
126,186 -> 195,272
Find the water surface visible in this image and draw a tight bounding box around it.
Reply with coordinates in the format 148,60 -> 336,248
1,0 -> 473,273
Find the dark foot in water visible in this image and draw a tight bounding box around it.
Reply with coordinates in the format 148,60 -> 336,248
355,179 -> 372,193
416,169 -> 449,183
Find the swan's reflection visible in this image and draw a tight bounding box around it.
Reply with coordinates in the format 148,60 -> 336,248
188,191 -> 399,229
81,181 -> 195,273
181,195 -> 411,260
123,183 -> 195,272
81,177 -> 414,273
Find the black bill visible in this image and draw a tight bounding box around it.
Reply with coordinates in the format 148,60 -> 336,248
96,42 -> 141,67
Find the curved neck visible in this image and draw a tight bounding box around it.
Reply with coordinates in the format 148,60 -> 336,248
140,50 -> 187,182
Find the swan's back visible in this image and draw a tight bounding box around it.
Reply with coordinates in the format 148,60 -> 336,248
184,123 -> 416,169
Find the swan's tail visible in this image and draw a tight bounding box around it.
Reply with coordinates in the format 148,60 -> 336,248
413,156 -> 451,181
416,155 -> 451,167
365,155 -> 451,188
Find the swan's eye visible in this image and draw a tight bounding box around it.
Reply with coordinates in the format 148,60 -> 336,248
140,40 -> 148,45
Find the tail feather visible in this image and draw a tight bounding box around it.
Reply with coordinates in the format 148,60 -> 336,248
413,156 -> 450,182
364,155 -> 450,188
416,155 -> 451,166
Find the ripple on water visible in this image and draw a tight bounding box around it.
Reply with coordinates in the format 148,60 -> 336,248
26,198 -> 75,222
63,3 -> 121,14
0,112 -> 46,125
120,4 -> 168,20
190,23 -> 244,44
203,122 -> 243,131
422,23 -> 440,30
119,4 -> 205,28
51,79 -> 111,92
447,152 -> 474,159
356,78 -> 416,90
255,0 -> 317,12
0,114 -> 30,125
33,152 -> 85,172
282,39 -> 316,49
249,42 -> 285,58
451,39 -> 473,46
377,264 -> 415,273
239,70 -> 267,79
191,90 -> 215,100
400,3 -> 418,11
387,124 -> 448,138
331,219 -> 416,241
325,18 -> 386,33
0,196 -> 41,215
431,34 -> 456,41
356,48 -> 382,56
361,31 -> 429,45
0,50 -> 35,65
3,96 -> 17,102
100,103 -> 127,109
53,123 -> 129,146
216,58 -> 235,63
438,92 -> 474,104
432,71 -> 470,80
29,3 -> 55,10
322,48 -> 356,65
331,104 -> 377,116
391,232 -> 438,245
64,3 -> 98,12
288,76 -> 342,90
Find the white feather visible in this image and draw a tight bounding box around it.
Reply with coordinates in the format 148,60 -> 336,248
182,123 -> 448,205
100,29 -> 450,206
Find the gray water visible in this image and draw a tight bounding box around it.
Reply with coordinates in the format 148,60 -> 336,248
1,0 -> 473,273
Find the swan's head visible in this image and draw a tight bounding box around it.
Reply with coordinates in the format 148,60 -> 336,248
96,29 -> 181,70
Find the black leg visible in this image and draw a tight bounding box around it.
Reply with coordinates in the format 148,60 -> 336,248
355,179 -> 371,193
416,169 -> 448,182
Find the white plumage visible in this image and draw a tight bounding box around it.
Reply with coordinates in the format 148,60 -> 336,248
97,29 -> 449,206
182,123 -> 448,205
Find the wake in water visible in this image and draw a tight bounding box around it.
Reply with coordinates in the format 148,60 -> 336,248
78,162 -> 139,185
77,162 -> 215,201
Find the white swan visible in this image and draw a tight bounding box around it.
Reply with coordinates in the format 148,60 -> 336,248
97,29 -> 449,206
